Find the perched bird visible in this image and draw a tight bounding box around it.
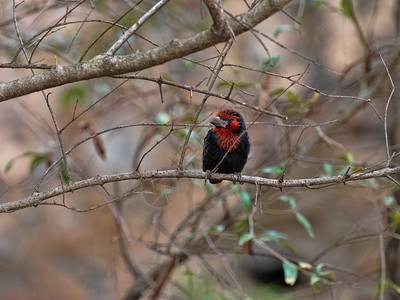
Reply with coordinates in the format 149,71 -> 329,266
203,109 -> 250,184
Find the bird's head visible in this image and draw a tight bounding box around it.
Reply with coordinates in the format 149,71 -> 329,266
210,109 -> 246,134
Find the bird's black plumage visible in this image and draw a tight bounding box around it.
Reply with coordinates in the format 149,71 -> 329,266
203,109 -> 250,184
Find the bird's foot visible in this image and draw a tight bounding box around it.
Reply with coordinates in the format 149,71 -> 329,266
236,172 -> 243,185
204,170 -> 211,185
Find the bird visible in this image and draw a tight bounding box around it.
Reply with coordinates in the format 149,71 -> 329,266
203,109 -> 250,184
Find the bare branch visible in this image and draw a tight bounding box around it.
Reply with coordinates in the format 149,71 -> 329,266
2,166 -> 400,213
0,0 -> 292,102
106,0 -> 171,56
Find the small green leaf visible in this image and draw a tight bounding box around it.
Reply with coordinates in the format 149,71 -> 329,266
306,92 -> 320,105
315,263 -> 325,275
322,163 -> 333,176
202,292 -> 210,300
29,153 -> 49,173
258,230 -> 296,253
216,81 -> 253,89
389,210 -> 400,231
280,195 -> 296,209
240,190 -> 252,212
61,84 -> 87,111
184,60 -> 195,70
376,280 -> 400,296
269,88 -> 285,98
312,0 -> 327,9
155,112 -> 170,124
341,0 -> 352,18
337,151 -> 354,163
259,230 -> 287,242
274,24 -> 295,38
262,165 -> 285,174
5,158 -> 16,173
238,232 -> 255,246
346,151 -> 354,163
59,161 -> 71,184
214,224 -> 225,233
310,273 -> 320,285
299,261 -> 312,270
234,219 -> 249,234
296,212 -> 314,238
261,56 -> 280,72
230,184 -> 239,193
282,261 -> 298,286
287,90 -> 302,105
383,196 -> 395,207
279,239 -> 297,254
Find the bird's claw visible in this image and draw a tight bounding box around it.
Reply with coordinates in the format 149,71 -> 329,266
232,172 -> 242,185
204,170 -> 211,185
236,172 -> 243,185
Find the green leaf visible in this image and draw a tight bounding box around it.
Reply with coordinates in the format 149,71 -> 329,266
389,210 -> 400,231
234,219 -> 249,235
216,81 -> 253,89
306,92 -> 320,105
296,212 -> 314,238
269,88 -> 285,98
61,84 -> 87,111
259,230 -> 287,242
310,273 -> 320,286
322,163 -> 333,176
29,153 -> 49,173
312,0 -> 327,9
346,151 -> 354,163
5,151 -> 49,174
383,196 -> 395,207
287,90 -> 302,105
279,195 -> 296,209
261,56 -> 280,72
5,158 -> 16,173
262,165 -> 285,174
282,261 -> 298,286
337,151 -> 354,163
240,190 -> 252,212
274,24 -> 295,38
184,60 -> 195,70
376,280 -> 400,296
341,0 -> 352,18
258,230 -> 296,253
155,112 -> 170,124
238,232 -> 255,246
58,161 -> 71,184
299,261 -> 312,270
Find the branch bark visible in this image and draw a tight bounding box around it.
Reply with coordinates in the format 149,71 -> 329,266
1,166 -> 399,213
0,0 -> 292,102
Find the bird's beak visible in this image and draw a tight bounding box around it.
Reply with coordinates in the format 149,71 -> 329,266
210,116 -> 228,128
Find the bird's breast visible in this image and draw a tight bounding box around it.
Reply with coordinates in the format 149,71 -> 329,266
214,130 -> 240,152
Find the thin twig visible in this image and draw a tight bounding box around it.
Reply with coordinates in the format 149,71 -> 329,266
106,0 -> 171,55
380,53 -> 396,163
178,40 -> 233,169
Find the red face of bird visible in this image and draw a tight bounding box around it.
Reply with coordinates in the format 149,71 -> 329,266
210,109 -> 242,133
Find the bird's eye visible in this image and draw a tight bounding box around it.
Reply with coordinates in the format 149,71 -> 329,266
227,118 -> 233,123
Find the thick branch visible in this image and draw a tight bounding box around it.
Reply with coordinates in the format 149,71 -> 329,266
1,166 -> 399,213
0,0 -> 292,102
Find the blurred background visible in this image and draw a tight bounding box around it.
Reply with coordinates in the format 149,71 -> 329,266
0,0 -> 400,299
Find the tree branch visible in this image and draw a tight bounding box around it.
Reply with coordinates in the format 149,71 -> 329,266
1,166 -> 400,213
0,0 -> 292,102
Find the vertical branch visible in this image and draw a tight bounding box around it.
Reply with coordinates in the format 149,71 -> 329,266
380,54 -> 396,164
44,93 -> 70,183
